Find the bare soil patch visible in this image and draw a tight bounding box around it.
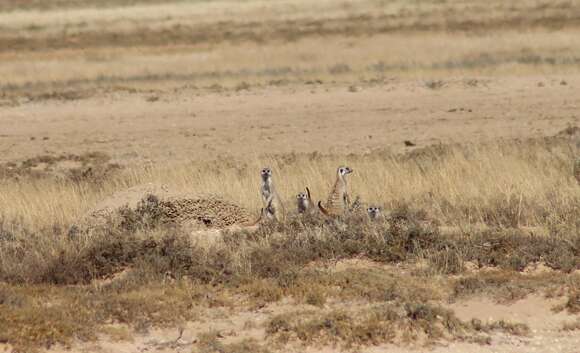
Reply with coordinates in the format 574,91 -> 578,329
1,76 -> 578,166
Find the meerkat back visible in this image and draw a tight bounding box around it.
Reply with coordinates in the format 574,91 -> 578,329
318,166 -> 353,216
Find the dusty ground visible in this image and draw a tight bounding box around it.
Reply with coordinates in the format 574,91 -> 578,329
42,271 -> 580,353
49,298 -> 579,353
1,75 -> 578,165
1,0 -> 579,165
0,0 -> 579,352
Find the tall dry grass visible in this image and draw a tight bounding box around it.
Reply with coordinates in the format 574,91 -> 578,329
0,136 -> 577,232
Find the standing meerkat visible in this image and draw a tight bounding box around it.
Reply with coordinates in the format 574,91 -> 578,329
296,187 -> 313,214
367,206 -> 382,221
260,167 -> 285,221
318,166 -> 353,216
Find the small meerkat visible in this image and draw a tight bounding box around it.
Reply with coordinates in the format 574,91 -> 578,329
260,167 -> 285,221
296,187 -> 312,214
367,206 -> 382,221
318,166 -> 353,216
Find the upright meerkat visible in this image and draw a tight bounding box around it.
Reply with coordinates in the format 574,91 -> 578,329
367,206 -> 382,221
260,167 -> 285,221
318,166 -> 353,216
296,187 -> 313,214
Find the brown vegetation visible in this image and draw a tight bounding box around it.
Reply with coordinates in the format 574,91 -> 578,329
1,0 -> 579,352
0,137 -> 578,350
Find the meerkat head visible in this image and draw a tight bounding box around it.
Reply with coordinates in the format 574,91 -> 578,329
260,167 -> 273,182
296,192 -> 310,201
337,166 -> 353,178
367,206 -> 382,220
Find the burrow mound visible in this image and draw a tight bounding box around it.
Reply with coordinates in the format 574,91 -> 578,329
146,194 -> 253,228
82,183 -> 253,231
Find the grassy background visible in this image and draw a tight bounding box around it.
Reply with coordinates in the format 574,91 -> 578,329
1,0 -> 580,99
1,136 -> 577,231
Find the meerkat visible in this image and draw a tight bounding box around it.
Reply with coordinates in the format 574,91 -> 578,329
318,166 -> 353,216
296,187 -> 313,214
260,167 -> 285,221
367,206 -> 382,221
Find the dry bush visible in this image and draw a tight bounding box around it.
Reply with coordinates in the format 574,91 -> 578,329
452,271 -> 580,303
553,291 -> 580,315
471,319 -> 530,336
300,267 -> 442,303
0,281 -> 205,352
265,304 -> 531,349
1,196 -> 578,286
266,303 -> 473,348
194,333 -> 271,353
460,228 -> 580,272
0,213 -> 575,351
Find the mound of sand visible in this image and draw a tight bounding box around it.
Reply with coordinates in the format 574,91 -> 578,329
81,183 -> 254,232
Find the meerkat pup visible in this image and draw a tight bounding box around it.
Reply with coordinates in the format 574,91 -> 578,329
260,167 -> 285,221
318,166 -> 353,216
296,187 -> 313,214
367,206 -> 383,221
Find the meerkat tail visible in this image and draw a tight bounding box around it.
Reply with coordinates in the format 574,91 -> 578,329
306,187 -> 311,200
318,201 -> 331,216
242,208 -> 264,226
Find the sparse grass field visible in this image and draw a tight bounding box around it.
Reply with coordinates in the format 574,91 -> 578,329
0,0 -> 579,352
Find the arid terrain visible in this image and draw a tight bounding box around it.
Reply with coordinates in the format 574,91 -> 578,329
0,0 -> 579,352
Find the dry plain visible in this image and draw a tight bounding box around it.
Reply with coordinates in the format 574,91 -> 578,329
0,0 -> 579,352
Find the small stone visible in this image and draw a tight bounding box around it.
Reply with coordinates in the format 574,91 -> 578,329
348,85 -> 362,92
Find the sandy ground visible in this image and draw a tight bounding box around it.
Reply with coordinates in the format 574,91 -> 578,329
39,289 -> 579,353
1,75 -> 578,165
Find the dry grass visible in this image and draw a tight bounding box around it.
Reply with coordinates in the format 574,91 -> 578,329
0,215 -> 577,351
0,135 -> 577,231
452,271 -> 580,303
0,131 -> 577,351
553,291 -> 580,315
1,0 -> 580,99
195,333 -> 271,353
264,303 -> 527,348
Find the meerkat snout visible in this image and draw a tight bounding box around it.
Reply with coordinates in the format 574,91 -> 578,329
367,206 -> 382,221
